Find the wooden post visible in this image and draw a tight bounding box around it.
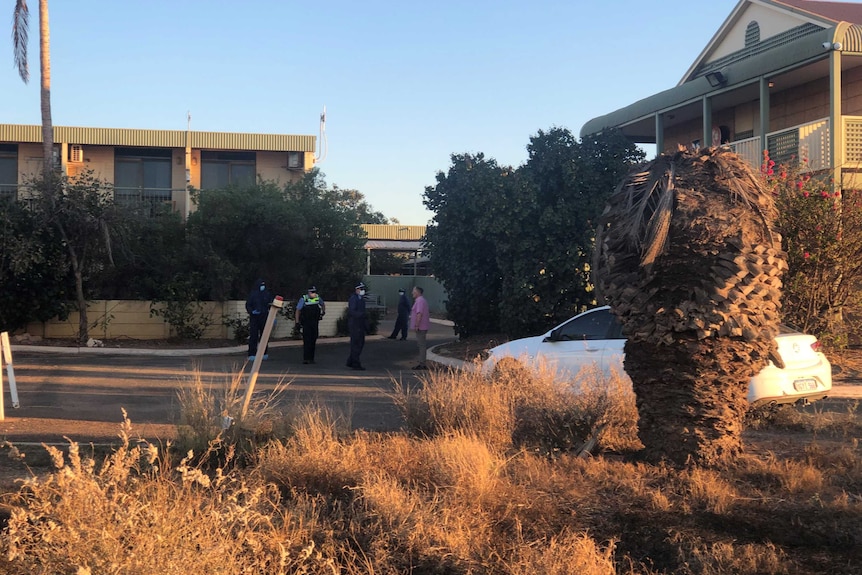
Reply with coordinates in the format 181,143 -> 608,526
240,296 -> 283,419
0,332 -> 19,419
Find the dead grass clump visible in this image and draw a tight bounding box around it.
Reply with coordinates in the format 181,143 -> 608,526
0,415 -> 336,574
669,533 -> 789,575
254,405 -> 358,498
512,364 -> 641,455
393,358 -> 640,456
506,531 -> 620,575
393,365 -> 517,450
747,401 -> 862,438
175,364 -> 293,457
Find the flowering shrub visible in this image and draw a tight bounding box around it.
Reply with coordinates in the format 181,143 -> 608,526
762,150 -> 862,347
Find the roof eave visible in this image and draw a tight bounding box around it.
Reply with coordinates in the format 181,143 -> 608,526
580,26 -> 834,140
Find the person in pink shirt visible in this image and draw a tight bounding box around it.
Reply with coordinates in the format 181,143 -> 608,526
410,286 -> 430,369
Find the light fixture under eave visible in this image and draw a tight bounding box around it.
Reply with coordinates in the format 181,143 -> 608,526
705,70 -> 728,88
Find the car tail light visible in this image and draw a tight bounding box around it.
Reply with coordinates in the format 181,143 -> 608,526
811,340 -> 822,352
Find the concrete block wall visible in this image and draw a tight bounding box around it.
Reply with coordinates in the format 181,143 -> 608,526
24,299 -> 349,341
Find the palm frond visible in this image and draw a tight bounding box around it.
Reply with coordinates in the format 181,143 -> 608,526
12,0 -> 30,84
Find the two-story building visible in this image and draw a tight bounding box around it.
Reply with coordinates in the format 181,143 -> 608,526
580,0 -> 862,189
0,124 -> 316,217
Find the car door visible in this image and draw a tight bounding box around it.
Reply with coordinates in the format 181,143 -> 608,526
537,307 -> 618,379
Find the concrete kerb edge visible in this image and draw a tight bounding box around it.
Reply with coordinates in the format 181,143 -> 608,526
10,316 -> 470,365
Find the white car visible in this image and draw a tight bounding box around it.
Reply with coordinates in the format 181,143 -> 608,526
483,306 -> 832,407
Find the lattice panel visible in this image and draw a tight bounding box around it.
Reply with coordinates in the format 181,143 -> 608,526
845,118 -> 862,163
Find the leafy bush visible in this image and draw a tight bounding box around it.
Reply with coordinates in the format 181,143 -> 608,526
221,313 -> 249,344
149,275 -> 214,340
335,306 -> 381,337
764,151 -> 862,347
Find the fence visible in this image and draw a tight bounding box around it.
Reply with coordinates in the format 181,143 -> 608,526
23,300 -> 347,341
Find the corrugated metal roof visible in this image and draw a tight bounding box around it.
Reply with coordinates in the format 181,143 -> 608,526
0,124 -> 315,152
362,224 -> 427,240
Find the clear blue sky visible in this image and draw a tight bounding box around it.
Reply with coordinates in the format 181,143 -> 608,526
6,0 -> 737,224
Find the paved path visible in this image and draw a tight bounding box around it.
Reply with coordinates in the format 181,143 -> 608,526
3,317 -> 860,444
1,319 -> 457,443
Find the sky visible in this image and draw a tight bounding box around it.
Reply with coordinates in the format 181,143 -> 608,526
5,0 -> 740,224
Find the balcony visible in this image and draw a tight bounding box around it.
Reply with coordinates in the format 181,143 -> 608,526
114,187 -> 180,215
729,116 -> 862,174
0,183 -> 16,202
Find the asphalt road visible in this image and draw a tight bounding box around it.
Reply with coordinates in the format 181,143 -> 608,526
0,319 -> 458,443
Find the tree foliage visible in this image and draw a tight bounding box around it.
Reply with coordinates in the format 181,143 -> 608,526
0,198 -> 69,332
2,169 -> 377,333
424,128 -> 644,338
424,153 -> 510,337
764,152 -> 862,347
185,171 -> 369,301
29,171 -> 127,342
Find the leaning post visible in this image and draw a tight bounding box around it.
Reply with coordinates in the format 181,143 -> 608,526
240,296 -> 284,419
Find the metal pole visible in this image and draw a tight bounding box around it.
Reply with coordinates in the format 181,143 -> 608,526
240,296 -> 284,418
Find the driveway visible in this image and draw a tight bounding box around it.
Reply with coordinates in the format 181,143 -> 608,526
1,319 -> 458,443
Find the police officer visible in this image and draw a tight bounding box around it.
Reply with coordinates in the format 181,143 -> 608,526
388,288 -> 410,340
245,278 -> 273,361
346,282 -> 368,370
296,286 -> 325,364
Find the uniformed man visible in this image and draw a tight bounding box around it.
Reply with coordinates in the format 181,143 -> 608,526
296,286 -> 326,364
346,282 -> 368,370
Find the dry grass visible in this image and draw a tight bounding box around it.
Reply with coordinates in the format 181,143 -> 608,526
1,367 -> 861,574
174,362 -> 296,456
392,358 -> 641,456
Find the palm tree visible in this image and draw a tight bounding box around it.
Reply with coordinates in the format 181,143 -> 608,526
593,147 -> 787,466
13,1 -> 102,344
13,0 -> 53,175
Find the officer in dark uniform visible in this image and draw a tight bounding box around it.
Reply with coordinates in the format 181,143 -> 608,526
346,282 -> 368,370
388,287 -> 411,340
245,278 -> 273,361
296,286 -> 325,364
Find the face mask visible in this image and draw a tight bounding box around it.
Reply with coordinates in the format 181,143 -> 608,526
359,290 -> 366,296
260,285 -> 265,291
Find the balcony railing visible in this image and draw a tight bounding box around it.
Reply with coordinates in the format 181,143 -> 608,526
114,187 -> 180,215
730,117 -> 832,172
0,183 -> 16,201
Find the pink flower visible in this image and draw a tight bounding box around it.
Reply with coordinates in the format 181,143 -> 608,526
821,191 -> 830,197
797,181 -> 804,189
803,191 -> 810,197
804,252 -> 810,259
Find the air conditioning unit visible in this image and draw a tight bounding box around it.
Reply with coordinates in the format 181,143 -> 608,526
69,144 -> 84,163
287,151 -> 303,170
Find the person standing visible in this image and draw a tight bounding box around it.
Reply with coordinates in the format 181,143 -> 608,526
246,278 -> 273,361
346,282 -> 368,370
387,288 -> 411,340
296,286 -> 325,364
410,286 -> 430,370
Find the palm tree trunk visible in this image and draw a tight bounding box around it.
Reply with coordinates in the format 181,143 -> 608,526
39,0 -> 53,176
626,337 -> 755,465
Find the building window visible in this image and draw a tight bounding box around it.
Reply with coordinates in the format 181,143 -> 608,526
745,21 -> 760,47
0,144 -> 18,201
200,151 -> 256,189
114,147 -> 173,211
